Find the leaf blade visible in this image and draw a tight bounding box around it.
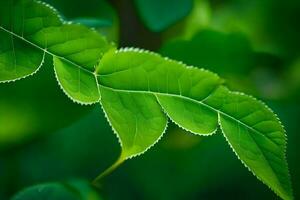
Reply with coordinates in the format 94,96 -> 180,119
100,85 -> 167,158
0,0 -> 112,104
97,48 -> 222,101
0,28 -> 44,83
97,49 -> 293,199
156,94 -> 218,135
53,57 -> 100,104
134,0 -> 193,32
206,87 -> 293,200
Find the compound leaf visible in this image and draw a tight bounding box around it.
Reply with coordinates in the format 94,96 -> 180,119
97,48 -> 293,200
0,1 -> 293,199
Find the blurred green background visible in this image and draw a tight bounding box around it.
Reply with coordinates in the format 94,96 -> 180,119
1,0 -> 300,199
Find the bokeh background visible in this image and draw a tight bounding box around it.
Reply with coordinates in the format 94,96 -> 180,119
1,0 -> 300,199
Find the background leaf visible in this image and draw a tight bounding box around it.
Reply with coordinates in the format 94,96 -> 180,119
160,29 -> 255,76
11,180 -> 102,200
134,0 -> 193,32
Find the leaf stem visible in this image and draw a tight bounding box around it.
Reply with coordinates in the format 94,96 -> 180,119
92,152 -> 126,188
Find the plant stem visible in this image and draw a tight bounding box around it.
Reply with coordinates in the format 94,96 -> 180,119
92,152 -> 125,188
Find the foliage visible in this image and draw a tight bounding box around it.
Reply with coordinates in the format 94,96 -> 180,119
0,0 -> 296,200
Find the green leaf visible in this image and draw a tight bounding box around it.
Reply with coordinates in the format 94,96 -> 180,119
11,180 -> 102,200
97,48 -> 293,200
0,30 -> 44,83
157,94 -> 218,135
0,1 -> 293,198
0,0 -> 112,103
134,0 -> 193,32
100,85 -> 167,158
53,57 -> 100,104
97,48 -> 222,138
206,86 -> 293,200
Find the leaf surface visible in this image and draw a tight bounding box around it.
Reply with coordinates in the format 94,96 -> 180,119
53,57 -> 100,104
97,48 -> 223,137
205,86 -> 293,200
0,0 -> 111,103
0,30 -> 44,83
100,86 -> 167,158
157,94 -> 218,135
97,49 -> 293,200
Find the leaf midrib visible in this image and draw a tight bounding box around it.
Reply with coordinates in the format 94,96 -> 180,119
100,84 -> 286,195
99,85 -> 280,148
2,24 -> 284,188
2,24 -> 289,199
2,24 -> 281,147
0,26 -> 96,74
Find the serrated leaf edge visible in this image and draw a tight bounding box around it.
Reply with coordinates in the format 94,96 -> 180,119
155,94 -> 218,136
53,59 -> 100,106
99,96 -> 169,160
0,51 -> 45,84
0,4 -> 292,196
0,1 -> 109,104
228,90 -> 293,199
218,90 -> 293,200
113,47 -> 222,80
